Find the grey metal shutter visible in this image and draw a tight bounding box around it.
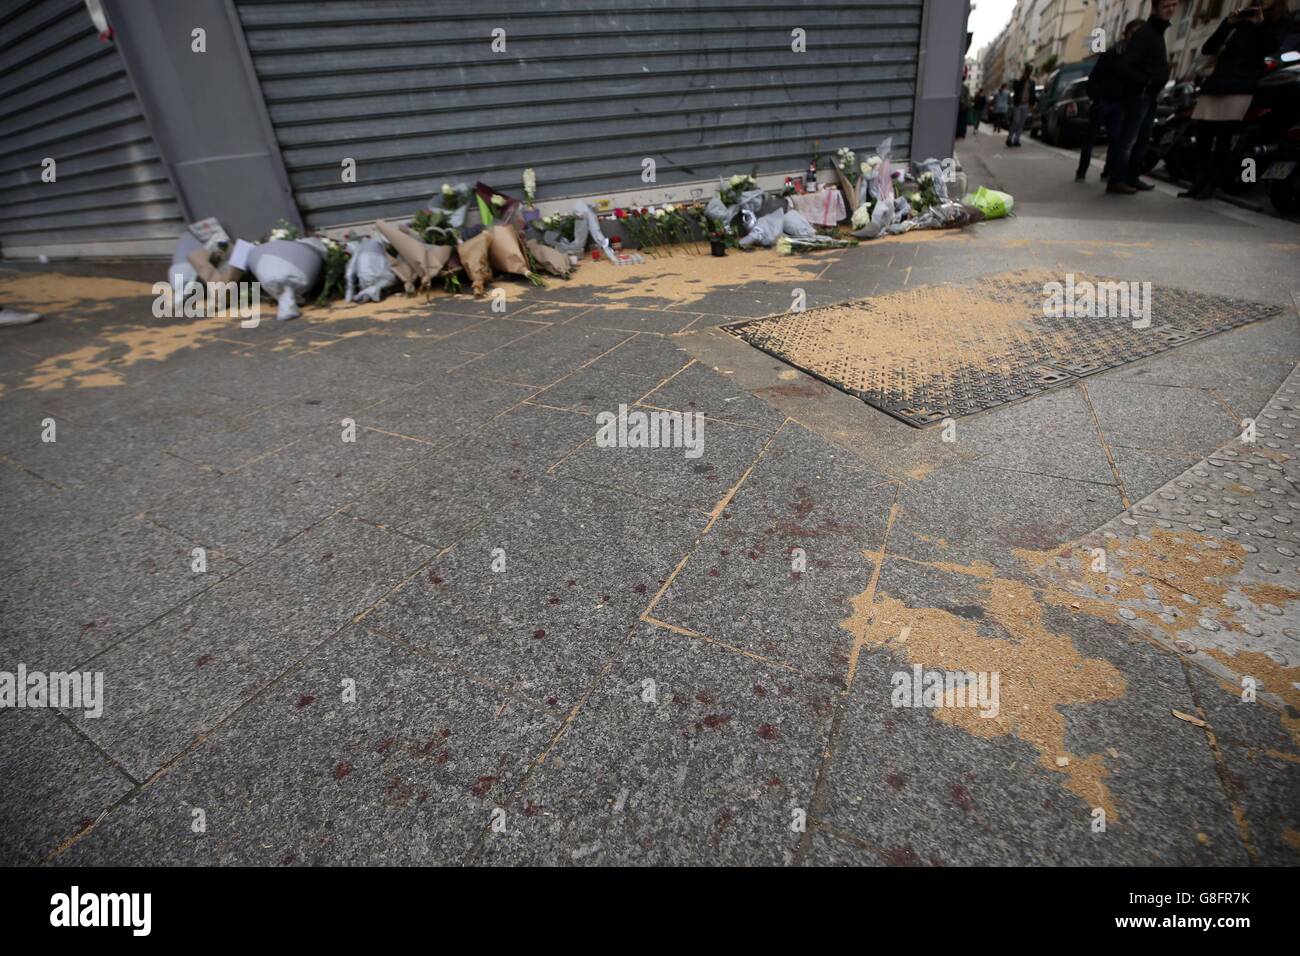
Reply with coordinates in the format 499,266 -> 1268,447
0,0 -> 184,259
235,0 -> 924,230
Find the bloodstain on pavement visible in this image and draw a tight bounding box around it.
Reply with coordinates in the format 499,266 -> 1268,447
196,655 -> 215,667
756,723 -> 778,740
377,736 -> 397,753
702,713 -> 731,729
471,776 -> 497,799
710,808 -> 735,848
950,783 -> 975,813
295,695 -> 316,709
532,629 -> 546,639
334,762 -> 352,780
887,845 -> 924,866
886,772 -> 907,790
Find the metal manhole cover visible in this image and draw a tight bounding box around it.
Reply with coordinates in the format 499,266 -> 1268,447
723,269 -> 1283,427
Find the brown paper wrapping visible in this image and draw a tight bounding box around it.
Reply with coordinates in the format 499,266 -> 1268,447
186,248 -> 244,285
487,224 -> 530,276
376,219 -> 452,292
456,230 -> 494,297
526,239 -> 570,278
833,166 -> 862,218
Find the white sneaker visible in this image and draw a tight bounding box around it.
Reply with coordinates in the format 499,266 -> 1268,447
0,307 -> 41,327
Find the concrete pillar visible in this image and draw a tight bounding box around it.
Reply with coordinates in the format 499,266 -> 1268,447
911,0 -> 972,163
101,0 -> 301,240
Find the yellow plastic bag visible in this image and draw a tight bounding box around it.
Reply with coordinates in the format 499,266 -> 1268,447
962,186 -> 1014,220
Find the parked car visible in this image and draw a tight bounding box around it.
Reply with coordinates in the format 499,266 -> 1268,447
1040,77 -> 1094,146
1030,60 -> 1096,136
1264,120 -> 1300,214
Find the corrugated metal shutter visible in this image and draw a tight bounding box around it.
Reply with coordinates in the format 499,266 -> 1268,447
235,0 -> 924,230
0,0 -> 185,259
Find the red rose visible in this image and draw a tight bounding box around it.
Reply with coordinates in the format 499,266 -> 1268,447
614,208 -> 626,219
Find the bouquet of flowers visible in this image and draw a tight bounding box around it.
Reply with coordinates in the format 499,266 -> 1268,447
344,235 -> 398,303
834,147 -> 859,185
267,218 -> 302,242
850,201 -> 875,230
866,138 -> 896,206
703,211 -> 732,255
616,207 -> 653,255
775,235 -> 858,255
538,212 -> 578,243
656,204 -> 701,255
377,218 -> 453,293
429,183 -> 474,230
860,154 -> 884,201
719,172 -> 758,206
474,181 -> 519,227
521,168 -> 540,225
487,222 -> 546,287
438,183 -> 468,211
315,235 -> 351,304
912,170 -> 943,213
409,208 -> 458,246
833,147 -> 864,210
247,234 -> 323,321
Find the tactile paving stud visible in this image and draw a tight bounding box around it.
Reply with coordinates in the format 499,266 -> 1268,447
1028,363 -> 1300,712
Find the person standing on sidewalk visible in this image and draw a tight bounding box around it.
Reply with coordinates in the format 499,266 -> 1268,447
1178,1 -> 1288,200
993,84 -> 1011,132
973,88 -> 986,131
1077,19 -> 1146,181
1006,65 -> 1038,146
1108,0 -> 1176,194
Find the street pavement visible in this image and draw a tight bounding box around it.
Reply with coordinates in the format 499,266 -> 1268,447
1,127 -> 1298,866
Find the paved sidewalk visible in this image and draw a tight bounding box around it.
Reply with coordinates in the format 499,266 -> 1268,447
1,129 -> 1298,866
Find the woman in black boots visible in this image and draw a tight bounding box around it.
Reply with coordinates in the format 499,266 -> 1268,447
1179,1 -> 1288,200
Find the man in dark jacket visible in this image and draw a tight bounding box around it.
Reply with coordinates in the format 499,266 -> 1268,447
1006,64 -> 1038,146
1078,18 -> 1145,180
1108,0 -> 1176,194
